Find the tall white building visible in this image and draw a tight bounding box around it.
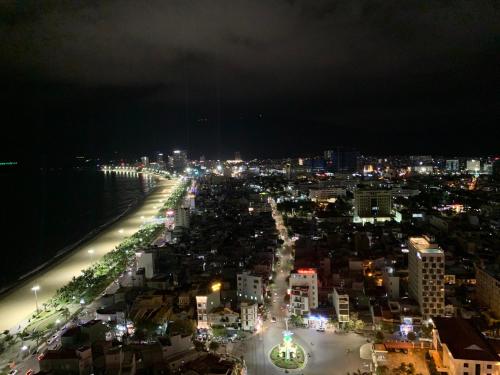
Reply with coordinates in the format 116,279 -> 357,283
408,236 -> 445,319
466,159 -> 481,174
141,156 -> 149,167
333,288 -> 349,323
240,302 -> 258,331
237,272 -> 263,304
196,284 -> 221,329
289,269 -> 318,316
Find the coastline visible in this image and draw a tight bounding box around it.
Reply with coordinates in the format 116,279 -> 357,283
0,194 -> 142,298
0,175 -> 179,332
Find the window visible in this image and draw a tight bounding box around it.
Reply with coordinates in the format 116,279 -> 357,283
464,363 -> 469,368
486,365 -> 492,369
463,372 -> 468,375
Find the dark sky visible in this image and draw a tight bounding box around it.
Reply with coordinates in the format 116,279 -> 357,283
1,0 -> 499,162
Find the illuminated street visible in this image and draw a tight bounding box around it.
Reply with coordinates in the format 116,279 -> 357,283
0,176 -> 179,332
226,199 -> 368,375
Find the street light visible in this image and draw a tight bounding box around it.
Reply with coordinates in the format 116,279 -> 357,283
31,285 -> 40,312
88,249 -> 94,263
118,229 -> 124,234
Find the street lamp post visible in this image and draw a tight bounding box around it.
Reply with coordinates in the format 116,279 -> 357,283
88,249 -> 94,263
31,285 -> 40,312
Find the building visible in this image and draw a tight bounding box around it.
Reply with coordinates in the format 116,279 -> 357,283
157,152 -> 165,169
237,272 -> 263,304
174,207 -> 190,229
382,267 -> 400,299
493,159 -> 500,181
333,288 -> 349,323
169,150 -> 188,173
431,317 -> 500,375
195,284 -> 221,329
466,159 -> 481,174
446,159 -> 459,172
289,269 -> 318,315
324,147 -> 359,173
290,285 -> 310,316
39,346 -> 93,375
137,251 -> 155,279
475,266 -> 500,319
141,156 -> 149,167
408,236 -> 445,319
240,302 -> 258,331
309,187 -> 346,202
354,188 -> 393,223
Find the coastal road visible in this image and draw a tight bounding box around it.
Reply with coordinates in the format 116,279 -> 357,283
0,176 -> 179,332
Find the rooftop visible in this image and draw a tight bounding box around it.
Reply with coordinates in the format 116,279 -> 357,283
433,317 -> 500,362
409,237 -> 443,254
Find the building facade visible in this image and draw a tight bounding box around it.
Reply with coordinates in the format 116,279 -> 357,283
431,317 -> 500,375
289,269 -> 318,315
237,272 -> 263,304
408,236 -> 445,319
475,266 -> 500,319
354,189 -> 393,223
196,287 -> 221,329
333,288 -> 350,323
240,302 -> 258,331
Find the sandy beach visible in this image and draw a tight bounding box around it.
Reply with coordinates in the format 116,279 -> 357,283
0,175 -> 178,332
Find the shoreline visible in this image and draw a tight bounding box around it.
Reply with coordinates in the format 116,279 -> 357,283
0,193 -> 143,298
0,175 -> 178,332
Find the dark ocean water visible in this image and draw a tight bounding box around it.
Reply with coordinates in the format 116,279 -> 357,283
0,168 -> 155,288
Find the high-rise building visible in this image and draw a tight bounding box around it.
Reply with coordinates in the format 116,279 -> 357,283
354,188 -> 393,223
445,159 -> 459,172
408,236 -> 445,319
155,152 -> 165,169
324,147 -> 359,173
237,272 -> 263,304
141,156 -> 149,167
169,150 -> 188,173
289,268 -> 318,316
466,159 -> 481,174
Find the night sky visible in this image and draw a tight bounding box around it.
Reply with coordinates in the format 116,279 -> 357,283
1,0 -> 499,162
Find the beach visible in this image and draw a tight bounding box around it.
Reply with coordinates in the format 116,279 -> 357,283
0,176 -> 178,332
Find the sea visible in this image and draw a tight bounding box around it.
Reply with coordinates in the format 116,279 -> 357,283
0,168 -> 155,290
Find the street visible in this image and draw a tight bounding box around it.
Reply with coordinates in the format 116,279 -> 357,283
227,199 -> 369,375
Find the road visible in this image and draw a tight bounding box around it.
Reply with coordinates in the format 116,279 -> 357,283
229,199 -> 368,375
0,176 -> 179,332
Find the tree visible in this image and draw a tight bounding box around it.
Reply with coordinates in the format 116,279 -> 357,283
208,341 -> 220,353
30,330 -> 44,347
289,314 -> 303,327
376,365 -> 390,375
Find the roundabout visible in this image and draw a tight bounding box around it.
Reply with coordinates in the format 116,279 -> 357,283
268,328 -> 306,370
